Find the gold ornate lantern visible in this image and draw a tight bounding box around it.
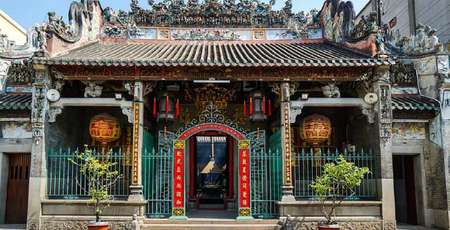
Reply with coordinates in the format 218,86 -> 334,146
89,113 -> 121,145
300,114 -> 332,146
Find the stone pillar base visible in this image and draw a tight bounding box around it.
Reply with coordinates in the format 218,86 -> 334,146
128,185 -> 145,203
281,185 -> 296,202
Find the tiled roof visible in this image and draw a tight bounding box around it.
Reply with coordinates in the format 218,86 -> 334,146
0,94 -> 32,110
392,94 -> 440,112
34,40 -> 391,67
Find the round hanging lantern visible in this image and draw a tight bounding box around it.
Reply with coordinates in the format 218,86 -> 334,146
89,113 -> 121,145
300,114 -> 332,145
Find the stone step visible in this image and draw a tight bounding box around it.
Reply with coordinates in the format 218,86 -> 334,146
141,223 -> 278,230
142,219 -> 279,230
143,218 -> 278,225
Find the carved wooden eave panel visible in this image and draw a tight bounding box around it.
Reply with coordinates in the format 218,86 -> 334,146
51,65 -> 372,82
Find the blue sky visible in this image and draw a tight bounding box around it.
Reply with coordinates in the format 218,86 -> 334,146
2,0 -> 368,29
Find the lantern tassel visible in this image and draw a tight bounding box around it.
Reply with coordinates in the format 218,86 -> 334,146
175,99 -> 180,118
262,96 -> 266,114
268,99 -> 272,117
153,97 -> 157,118
243,100 -> 247,116
249,97 -> 253,115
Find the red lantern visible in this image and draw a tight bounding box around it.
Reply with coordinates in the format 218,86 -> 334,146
300,114 -> 332,146
249,97 -> 253,115
153,97 -> 157,118
175,99 -> 180,118
89,113 -> 121,145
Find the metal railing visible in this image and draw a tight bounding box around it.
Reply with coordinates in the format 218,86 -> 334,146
47,147 -> 131,199
142,147 -> 173,218
251,148 -> 282,218
293,148 -> 378,200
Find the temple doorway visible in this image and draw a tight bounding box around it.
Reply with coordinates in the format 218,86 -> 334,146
188,132 -> 237,213
5,153 -> 30,224
393,155 -> 419,225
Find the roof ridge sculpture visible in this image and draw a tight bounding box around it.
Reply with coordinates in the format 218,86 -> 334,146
382,23 -> 447,57
126,0 -> 310,28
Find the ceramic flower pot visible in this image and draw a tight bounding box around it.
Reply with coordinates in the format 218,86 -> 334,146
88,222 -> 109,230
318,224 -> 340,230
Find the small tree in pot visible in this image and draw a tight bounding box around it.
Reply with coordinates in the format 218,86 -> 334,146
70,146 -> 122,230
311,155 -> 370,230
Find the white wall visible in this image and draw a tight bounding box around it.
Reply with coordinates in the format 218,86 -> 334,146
382,0 -> 412,37
0,9 -> 26,46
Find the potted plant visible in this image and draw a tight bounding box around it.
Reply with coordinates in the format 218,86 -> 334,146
70,146 -> 122,230
311,155 -> 370,230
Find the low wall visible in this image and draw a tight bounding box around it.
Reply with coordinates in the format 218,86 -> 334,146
278,200 -> 382,217
39,216 -> 133,230
277,201 -> 387,229
41,200 -> 146,216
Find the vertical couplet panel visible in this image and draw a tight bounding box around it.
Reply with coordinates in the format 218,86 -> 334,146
172,140 -> 186,218
238,140 -> 252,218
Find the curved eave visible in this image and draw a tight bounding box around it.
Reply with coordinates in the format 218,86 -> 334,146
392,95 -> 440,113
33,57 -> 391,68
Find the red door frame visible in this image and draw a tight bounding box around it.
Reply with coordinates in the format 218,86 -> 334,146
188,132 -> 235,205
171,123 -> 252,220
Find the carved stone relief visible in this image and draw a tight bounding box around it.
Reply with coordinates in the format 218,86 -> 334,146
377,82 -> 393,146
278,221 -> 383,230
321,83 -> 340,98
121,104 -> 134,124
83,81 -> 103,98
0,60 -> 11,92
48,106 -> 63,123
41,220 -> 133,230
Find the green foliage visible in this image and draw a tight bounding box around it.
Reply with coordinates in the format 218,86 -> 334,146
69,145 -> 122,222
311,155 -> 370,225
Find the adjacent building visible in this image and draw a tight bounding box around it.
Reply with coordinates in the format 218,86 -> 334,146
0,10 -> 34,226
0,0 -> 449,229
0,9 -> 27,46
357,0 -> 450,48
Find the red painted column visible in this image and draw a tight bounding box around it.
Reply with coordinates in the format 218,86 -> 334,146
171,140 -> 187,219
238,140 -> 252,219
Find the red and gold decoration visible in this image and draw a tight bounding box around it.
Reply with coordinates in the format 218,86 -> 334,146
89,113 -> 121,145
185,84 -> 234,111
282,102 -> 293,186
238,140 -> 251,218
172,140 -> 185,217
300,114 -> 332,167
173,123 -> 251,219
243,91 -> 272,121
132,102 -> 140,184
152,91 -> 181,122
300,114 -> 332,145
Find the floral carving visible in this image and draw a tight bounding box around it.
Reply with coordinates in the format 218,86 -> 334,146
41,220 -> 132,230
172,29 -> 240,40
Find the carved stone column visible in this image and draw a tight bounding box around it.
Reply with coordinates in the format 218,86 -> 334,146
27,64 -> 50,230
129,81 -> 145,204
0,60 -> 11,92
280,82 -> 296,202
374,67 -> 396,230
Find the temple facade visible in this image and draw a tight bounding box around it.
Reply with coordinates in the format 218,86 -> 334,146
0,0 -> 449,229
